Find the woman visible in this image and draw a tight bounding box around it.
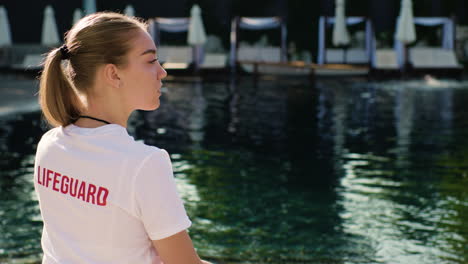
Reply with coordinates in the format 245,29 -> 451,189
34,12 -> 210,264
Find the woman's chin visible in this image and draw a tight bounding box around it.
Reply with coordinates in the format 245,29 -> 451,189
151,100 -> 161,110
139,100 -> 160,111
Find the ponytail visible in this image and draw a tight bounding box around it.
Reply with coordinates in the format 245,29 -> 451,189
39,47 -> 81,127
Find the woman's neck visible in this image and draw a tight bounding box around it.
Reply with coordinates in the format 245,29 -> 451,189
75,95 -> 131,128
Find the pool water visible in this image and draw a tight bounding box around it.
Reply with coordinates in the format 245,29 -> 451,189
0,77 -> 467,264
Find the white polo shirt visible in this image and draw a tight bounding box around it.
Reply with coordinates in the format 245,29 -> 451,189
34,124 -> 192,264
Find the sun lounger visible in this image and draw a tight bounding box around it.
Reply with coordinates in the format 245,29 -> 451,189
158,45 -> 192,69
11,54 -> 43,70
393,17 -> 462,74
230,16 -> 287,70
346,49 -> 369,64
237,46 -> 282,72
317,16 -> 374,65
324,48 -> 369,64
409,47 -> 462,69
259,47 -> 281,62
200,53 -> 226,69
373,49 -> 399,69
238,46 -> 281,63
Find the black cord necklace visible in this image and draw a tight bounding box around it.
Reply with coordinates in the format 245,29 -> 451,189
78,115 -> 111,125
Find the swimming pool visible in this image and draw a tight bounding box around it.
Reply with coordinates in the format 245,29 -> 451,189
0,76 -> 467,263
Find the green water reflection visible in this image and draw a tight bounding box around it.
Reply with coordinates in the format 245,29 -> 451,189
0,78 -> 467,263
0,113 -> 44,263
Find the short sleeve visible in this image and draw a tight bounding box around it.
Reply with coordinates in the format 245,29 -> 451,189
133,149 -> 191,240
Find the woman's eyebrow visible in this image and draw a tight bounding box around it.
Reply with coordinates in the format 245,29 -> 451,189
140,49 -> 157,56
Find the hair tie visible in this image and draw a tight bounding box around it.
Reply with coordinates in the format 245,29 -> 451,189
59,44 -> 71,60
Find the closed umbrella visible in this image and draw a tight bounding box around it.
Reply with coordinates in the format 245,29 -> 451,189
0,6 -> 12,46
187,5 -> 207,69
148,19 -> 156,41
124,5 -> 135,17
332,0 -> 350,46
396,0 -> 416,72
41,5 -> 60,46
73,8 -> 83,25
83,0 -> 96,15
332,0 -> 350,63
188,5 -> 207,45
396,0 -> 416,43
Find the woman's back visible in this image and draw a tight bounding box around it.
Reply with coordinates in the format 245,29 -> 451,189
34,124 -> 191,264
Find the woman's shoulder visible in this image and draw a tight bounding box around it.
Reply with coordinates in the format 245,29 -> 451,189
37,126 -> 62,144
129,139 -> 165,158
114,133 -> 169,164
38,124 -> 166,160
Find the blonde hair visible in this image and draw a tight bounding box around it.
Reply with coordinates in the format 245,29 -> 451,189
39,12 -> 148,127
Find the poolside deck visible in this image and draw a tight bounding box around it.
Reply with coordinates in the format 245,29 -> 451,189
0,44 -> 465,79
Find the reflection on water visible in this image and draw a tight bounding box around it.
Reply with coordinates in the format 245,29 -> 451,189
0,113 -> 45,263
1,77 -> 468,263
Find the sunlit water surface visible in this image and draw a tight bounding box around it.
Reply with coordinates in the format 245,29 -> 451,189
0,77 -> 467,264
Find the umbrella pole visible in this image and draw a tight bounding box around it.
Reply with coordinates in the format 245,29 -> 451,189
194,46 -> 198,72
404,44 -> 407,74
193,45 -> 200,72
401,43 -> 413,78
402,43 -> 409,76
343,46 -> 348,64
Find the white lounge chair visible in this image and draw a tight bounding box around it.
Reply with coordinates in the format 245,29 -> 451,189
394,17 -> 462,73
229,16 -> 287,71
11,54 -> 43,70
238,45 -> 281,72
373,49 -> 399,70
317,16 -> 374,66
325,48 -> 369,64
409,47 -> 462,69
200,53 -> 226,69
237,45 -> 282,63
158,45 -> 192,70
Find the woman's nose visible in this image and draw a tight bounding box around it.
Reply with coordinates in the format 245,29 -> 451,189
157,63 -> 167,79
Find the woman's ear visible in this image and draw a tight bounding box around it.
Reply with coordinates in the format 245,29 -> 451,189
103,64 -> 121,89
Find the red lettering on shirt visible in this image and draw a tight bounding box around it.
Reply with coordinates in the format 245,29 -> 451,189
37,166 -> 42,185
86,184 -> 97,204
35,166 -> 109,206
77,181 -> 86,201
97,187 -> 109,206
61,175 -> 69,194
46,169 -> 53,188
42,167 -> 47,186
69,177 -> 78,197
52,172 -> 61,192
